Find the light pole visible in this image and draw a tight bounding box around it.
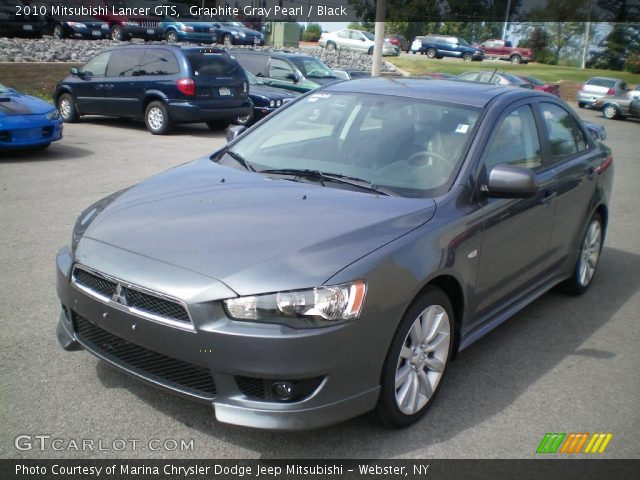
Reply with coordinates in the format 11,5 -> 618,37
371,0 -> 386,76
581,0 -> 592,69
502,0 -> 511,40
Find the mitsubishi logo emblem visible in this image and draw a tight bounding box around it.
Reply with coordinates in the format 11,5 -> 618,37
112,283 -> 127,305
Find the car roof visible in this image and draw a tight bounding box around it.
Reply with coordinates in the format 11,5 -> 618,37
231,50 -> 317,61
324,77 -> 526,108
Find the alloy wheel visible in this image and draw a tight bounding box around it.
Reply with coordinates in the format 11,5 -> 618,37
394,305 -> 451,415
578,219 -> 602,287
147,107 -> 164,131
59,97 -> 72,120
603,105 -> 617,119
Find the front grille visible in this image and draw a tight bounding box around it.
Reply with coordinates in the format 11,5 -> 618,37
73,312 -> 216,398
72,266 -> 192,327
140,21 -> 159,28
236,376 -> 267,399
74,268 -> 117,298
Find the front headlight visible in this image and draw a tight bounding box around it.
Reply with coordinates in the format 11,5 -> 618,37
276,99 -> 282,107
269,99 -> 276,107
47,109 -> 60,120
68,22 -> 87,28
223,281 -> 366,328
101,23 -> 109,29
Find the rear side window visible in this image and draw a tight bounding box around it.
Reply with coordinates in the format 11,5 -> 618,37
106,49 -> 144,77
137,49 -> 180,76
81,51 -> 111,77
186,52 -> 238,76
539,103 -> 588,162
233,54 -> 267,76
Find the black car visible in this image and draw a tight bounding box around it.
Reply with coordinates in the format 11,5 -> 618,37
32,0 -> 110,39
459,71 -> 533,89
236,70 -> 299,126
0,2 -> 44,38
54,45 -> 251,134
212,19 -> 264,46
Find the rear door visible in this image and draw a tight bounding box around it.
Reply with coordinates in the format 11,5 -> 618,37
104,47 -> 146,117
74,50 -> 111,115
186,50 -> 247,108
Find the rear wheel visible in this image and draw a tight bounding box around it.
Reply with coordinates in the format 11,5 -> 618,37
144,101 -> 173,135
165,30 -> 178,43
325,41 -> 336,50
53,24 -> 64,39
602,104 -> 619,120
462,52 -> 472,62
223,34 -> 233,46
368,46 -> 374,55
558,213 -> 604,295
58,93 -> 79,123
111,25 -> 128,41
510,54 -> 522,64
376,287 -> 454,428
426,48 -> 437,58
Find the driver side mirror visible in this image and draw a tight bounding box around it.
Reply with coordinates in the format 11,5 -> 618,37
226,125 -> 246,143
70,67 -> 83,77
284,72 -> 298,82
483,164 -> 537,198
585,122 -> 606,142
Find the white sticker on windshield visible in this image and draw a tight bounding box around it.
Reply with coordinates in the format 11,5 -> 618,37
543,110 -> 553,119
455,124 -> 469,134
307,93 -> 332,102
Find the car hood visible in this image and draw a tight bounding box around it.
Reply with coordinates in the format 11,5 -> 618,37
232,25 -> 262,36
0,91 -> 55,116
80,158 -> 436,295
250,84 -> 300,99
307,76 -> 342,86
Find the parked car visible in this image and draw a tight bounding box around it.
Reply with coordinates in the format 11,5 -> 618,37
627,85 -> 640,100
333,69 -> 371,80
319,29 -> 400,56
576,77 -> 628,109
211,19 -> 264,46
85,0 -> 162,41
238,70 -> 299,126
0,2 -> 44,38
594,95 -> 640,120
54,45 -> 251,134
409,36 -> 425,54
0,83 -> 62,150
479,39 -> 532,64
515,75 -> 560,96
159,2 -> 217,43
232,51 -> 341,93
417,72 -> 459,80
419,35 -> 484,61
385,34 -> 409,52
56,77 -> 613,430
458,70 -> 533,89
30,0 -> 109,39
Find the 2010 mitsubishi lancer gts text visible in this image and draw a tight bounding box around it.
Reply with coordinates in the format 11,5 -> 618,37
56,77 -> 613,430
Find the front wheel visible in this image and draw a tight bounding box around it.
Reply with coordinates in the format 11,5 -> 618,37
58,93 -> 79,123
325,41 -> 336,50
426,48 -> 437,58
368,46 -> 374,55
558,213 -> 604,295
510,54 -> 522,64
165,30 -> 178,43
53,24 -> 64,39
462,52 -> 472,62
376,287 -> 454,428
144,101 -> 173,135
223,34 -> 233,46
602,104 -> 619,120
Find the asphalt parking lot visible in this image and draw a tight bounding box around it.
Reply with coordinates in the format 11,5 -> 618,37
1,108 -> 639,459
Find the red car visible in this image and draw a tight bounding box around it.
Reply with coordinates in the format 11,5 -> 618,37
479,39 -> 532,64
515,75 -> 560,96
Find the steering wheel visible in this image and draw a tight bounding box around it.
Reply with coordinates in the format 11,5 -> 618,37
407,150 -> 450,167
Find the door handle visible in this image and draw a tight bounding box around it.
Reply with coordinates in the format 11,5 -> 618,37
95,84 -> 103,90
541,190 -> 557,204
586,167 -> 595,179
104,84 -> 114,90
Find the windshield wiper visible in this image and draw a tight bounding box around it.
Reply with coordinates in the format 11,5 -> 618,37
258,168 -> 394,196
213,149 -> 255,172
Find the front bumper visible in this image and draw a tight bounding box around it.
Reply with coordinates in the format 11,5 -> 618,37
55,244 -> 381,430
122,24 -> 162,39
167,100 -> 252,123
233,36 -> 265,46
0,116 -> 62,150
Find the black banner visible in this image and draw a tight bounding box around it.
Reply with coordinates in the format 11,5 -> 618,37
2,459 -> 640,480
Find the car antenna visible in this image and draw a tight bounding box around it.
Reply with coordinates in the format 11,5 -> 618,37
488,68 -> 497,84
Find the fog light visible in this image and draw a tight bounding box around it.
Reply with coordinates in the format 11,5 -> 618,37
272,382 -> 294,400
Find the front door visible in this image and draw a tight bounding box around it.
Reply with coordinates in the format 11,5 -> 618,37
74,51 -> 111,115
474,103 -> 557,316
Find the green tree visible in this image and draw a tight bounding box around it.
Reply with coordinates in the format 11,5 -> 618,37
302,23 -> 322,42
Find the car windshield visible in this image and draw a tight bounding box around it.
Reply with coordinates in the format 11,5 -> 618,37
224,92 -> 480,198
290,57 -> 336,78
458,38 -> 470,46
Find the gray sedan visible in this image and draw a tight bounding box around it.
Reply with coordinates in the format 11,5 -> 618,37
56,78 -> 613,430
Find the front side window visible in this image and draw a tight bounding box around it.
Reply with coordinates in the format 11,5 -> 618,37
483,105 -> 542,172
268,58 -> 294,80
105,49 -> 143,77
81,51 -> 112,77
226,92 -> 480,198
337,30 -> 350,38
290,57 -> 335,79
540,102 -> 588,162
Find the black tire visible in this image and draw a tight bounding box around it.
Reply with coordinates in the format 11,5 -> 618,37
326,41 -> 336,50
578,102 -> 586,108
462,52 -> 472,62
510,54 -> 522,64
376,286 -> 455,428
111,25 -> 127,41
57,93 -> 79,123
557,212 -> 604,295
223,34 -> 233,46
602,104 -> 619,120
206,120 -> 230,130
233,109 -> 254,127
426,48 -> 437,58
165,30 -> 178,43
368,46 -> 374,55
53,24 -> 64,39
144,101 -> 173,135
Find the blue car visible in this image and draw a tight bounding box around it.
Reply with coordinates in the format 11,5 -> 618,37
0,84 -> 63,151
160,3 -> 217,44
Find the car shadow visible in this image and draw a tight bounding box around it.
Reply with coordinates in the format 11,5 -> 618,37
0,143 -> 92,162
93,246 -> 639,458
76,116 -> 229,138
